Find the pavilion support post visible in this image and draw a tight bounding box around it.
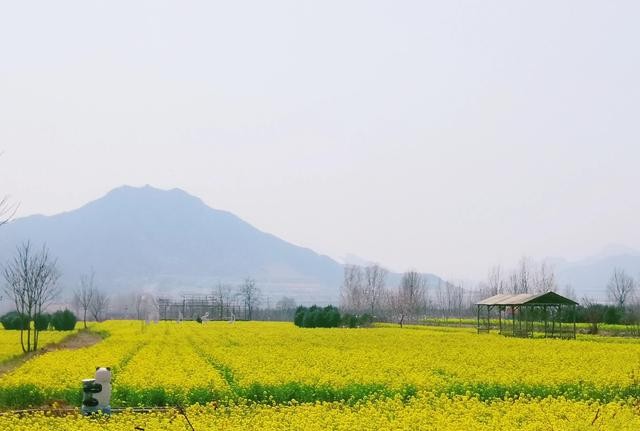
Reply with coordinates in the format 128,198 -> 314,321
477,305 -> 480,334
573,304 -> 576,339
487,305 -> 491,332
498,307 -> 502,334
559,304 -> 563,338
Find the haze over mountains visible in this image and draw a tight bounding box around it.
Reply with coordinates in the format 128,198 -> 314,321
0,185 -> 637,303
553,247 -> 640,300
0,185 -> 347,302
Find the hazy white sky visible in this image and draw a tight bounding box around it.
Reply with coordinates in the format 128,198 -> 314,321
1,1 -> 639,280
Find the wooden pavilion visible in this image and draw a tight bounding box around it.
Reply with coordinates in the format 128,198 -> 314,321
476,291 -> 578,339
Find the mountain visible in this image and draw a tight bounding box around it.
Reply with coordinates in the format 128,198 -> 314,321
0,185 -> 343,302
553,246 -> 640,300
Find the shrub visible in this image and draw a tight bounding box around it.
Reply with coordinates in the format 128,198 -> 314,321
294,306 -> 306,327
302,306 -> 319,328
0,311 -> 29,330
294,305 -> 343,328
341,313 -> 372,328
34,313 -> 51,331
51,309 -> 77,331
357,313 -> 373,327
323,306 -> 341,328
603,306 -> 623,325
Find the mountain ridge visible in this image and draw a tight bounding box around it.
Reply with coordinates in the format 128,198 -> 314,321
0,185 -> 344,302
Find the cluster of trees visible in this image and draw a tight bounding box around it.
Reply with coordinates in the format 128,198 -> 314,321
72,271 -> 110,327
580,268 -> 638,333
1,242 -> 61,352
478,257 -> 560,298
341,264 -> 482,327
339,259 -> 640,333
207,278 -> 262,320
191,278 -> 263,321
340,264 -> 430,327
0,189 -> 91,349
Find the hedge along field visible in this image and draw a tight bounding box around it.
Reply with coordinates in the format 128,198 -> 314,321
1,321 -> 640,409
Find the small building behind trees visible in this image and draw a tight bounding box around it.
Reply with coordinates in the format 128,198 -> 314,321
476,291 -> 578,339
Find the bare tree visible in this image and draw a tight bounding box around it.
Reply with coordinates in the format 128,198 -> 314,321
2,242 -> 60,352
0,153 -> 18,227
238,277 -> 260,320
504,257 -> 534,294
447,282 -> 465,323
581,296 -> 603,334
626,292 -> 640,336
340,265 -> 364,313
433,280 -> 446,318
386,288 -> 407,328
516,256 -> 532,294
363,264 -> 388,316
133,291 -> 146,320
90,290 -> 109,322
214,283 -> 234,319
148,295 -> 159,321
607,268 -> 635,309
486,265 -> 505,296
0,196 -> 17,227
433,280 -> 465,321
507,271 -> 519,294
532,261 -> 557,293
274,296 -> 296,321
73,271 -> 96,329
562,284 -> 577,302
130,292 -> 158,322
399,270 -> 427,321
385,271 -> 427,328
276,296 -> 296,311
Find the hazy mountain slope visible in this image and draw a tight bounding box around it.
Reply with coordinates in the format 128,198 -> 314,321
554,247 -> 640,300
0,185 -> 343,301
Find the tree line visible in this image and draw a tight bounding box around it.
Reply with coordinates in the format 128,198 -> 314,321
339,258 -> 640,333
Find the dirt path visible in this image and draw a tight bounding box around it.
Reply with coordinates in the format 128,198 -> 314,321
0,329 -> 104,376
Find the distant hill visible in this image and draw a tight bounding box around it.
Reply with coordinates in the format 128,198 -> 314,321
1,185 -> 634,305
0,185 -> 344,302
553,246 -> 640,300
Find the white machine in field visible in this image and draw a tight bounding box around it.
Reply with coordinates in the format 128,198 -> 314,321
81,367 -> 112,415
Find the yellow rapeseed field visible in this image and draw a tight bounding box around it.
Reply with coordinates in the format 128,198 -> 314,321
0,320 -> 639,429
0,327 -> 80,363
1,396 -> 639,430
192,322 -> 640,398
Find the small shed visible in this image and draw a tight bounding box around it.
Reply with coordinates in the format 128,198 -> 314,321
476,291 -> 578,339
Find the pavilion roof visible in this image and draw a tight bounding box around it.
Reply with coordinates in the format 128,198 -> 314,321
476,291 -> 578,306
